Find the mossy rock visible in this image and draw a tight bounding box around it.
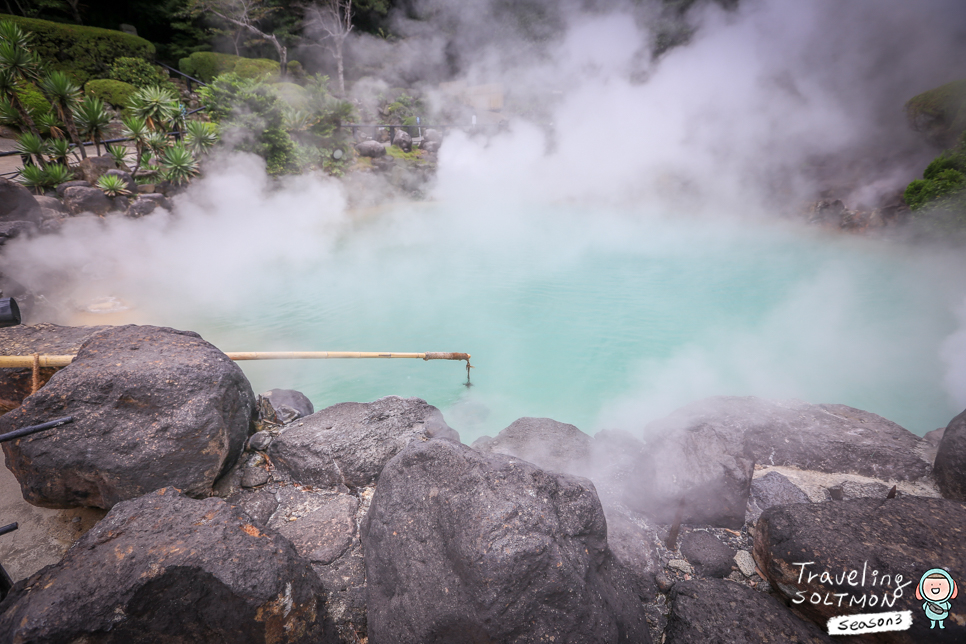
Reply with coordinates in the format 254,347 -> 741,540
0,14 -> 154,87
272,82 -> 308,108
905,79 -> 966,147
85,79 -> 136,110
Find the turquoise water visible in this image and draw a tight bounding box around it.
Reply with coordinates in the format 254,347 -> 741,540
162,203 -> 965,443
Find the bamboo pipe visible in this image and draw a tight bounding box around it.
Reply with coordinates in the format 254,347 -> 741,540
0,351 -> 471,368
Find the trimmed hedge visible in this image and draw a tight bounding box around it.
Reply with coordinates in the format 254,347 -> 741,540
179,51 -> 279,83
85,79 -> 136,109
0,14 -> 155,86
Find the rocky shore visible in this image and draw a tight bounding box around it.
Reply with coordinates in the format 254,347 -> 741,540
0,323 -> 964,643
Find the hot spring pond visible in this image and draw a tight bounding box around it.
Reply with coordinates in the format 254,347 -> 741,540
153,203 -> 965,443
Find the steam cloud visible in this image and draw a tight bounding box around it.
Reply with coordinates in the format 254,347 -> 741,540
3,0 -> 966,437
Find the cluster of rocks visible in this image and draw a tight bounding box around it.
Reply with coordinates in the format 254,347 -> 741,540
802,194 -> 910,231
1,323 -> 965,643
0,156 -> 175,240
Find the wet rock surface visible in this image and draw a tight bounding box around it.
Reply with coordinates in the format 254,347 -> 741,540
471,416 -> 593,475
1,325 -> 256,509
754,496 -> 966,643
269,395 -> 458,490
0,488 -> 335,643
934,408 -> 966,501
362,438 -> 651,644
665,579 -> 833,644
679,531 -> 736,578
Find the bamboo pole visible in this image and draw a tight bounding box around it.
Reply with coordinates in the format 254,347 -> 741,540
0,351 -> 471,368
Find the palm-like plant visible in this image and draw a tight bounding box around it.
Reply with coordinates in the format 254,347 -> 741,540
0,96 -> 17,125
121,114 -> 149,173
144,130 -> 170,161
184,120 -> 218,156
17,163 -> 46,194
106,143 -> 129,168
15,131 -> 47,168
36,111 -> 64,139
161,143 -> 198,185
0,21 -> 42,138
44,162 -> 72,187
96,173 -> 132,197
39,71 -> 86,159
73,95 -> 111,156
46,136 -> 70,165
128,85 -> 179,132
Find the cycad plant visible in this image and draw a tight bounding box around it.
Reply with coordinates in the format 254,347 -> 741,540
161,143 -> 198,184
40,71 -> 86,159
96,173 -> 132,197
73,95 -> 111,155
47,136 -> 71,165
17,163 -> 46,194
15,131 -> 47,168
121,114 -> 149,173
0,22 -> 43,138
44,162 -> 72,187
106,143 -> 129,169
35,111 -> 63,139
128,85 -> 179,132
184,120 -> 218,156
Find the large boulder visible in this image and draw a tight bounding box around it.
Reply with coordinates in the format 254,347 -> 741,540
679,531 -> 736,579
746,470 -> 811,523
0,323 -> 109,413
664,579 -> 833,644
934,409 -> 966,500
392,128 -> 412,152
355,140 -> 386,158
74,154 -> 117,185
1,325 -> 256,509
0,177 -> 42,223
63,185 -> 112,216
361,438 -> 651,644
471,416 -> 592,474
754,497 -> 966,643
0,220 -> 36,250
268,395 -> 458,490
632,397 -> 934,527
0,488 -> 335,643
33,195 -> 66,214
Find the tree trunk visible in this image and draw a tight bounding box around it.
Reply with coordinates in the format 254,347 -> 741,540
61,108 -> 87,160
10,96 -> 46,168
66,0 -> 82,23
335,41 -> 345,97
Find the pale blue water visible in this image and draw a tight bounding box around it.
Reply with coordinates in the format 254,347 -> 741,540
165,203 -> 966,442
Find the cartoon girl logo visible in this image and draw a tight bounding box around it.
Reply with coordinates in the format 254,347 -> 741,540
916,568 -> 959,629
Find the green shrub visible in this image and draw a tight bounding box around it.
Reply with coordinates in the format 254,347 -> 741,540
286,60 -> 304,79
233,57 -> 279,80
0,14 -> 154,86
16,83 -> 51,118
179,51 -> 281,83
109,56 -> 171,90
905,79 -> 966,146
904,169 -> 966,211
85,79 -> 136,110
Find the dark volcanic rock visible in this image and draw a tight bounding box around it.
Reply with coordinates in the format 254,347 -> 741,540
747,471 -> 811,523
633,397 -> 933,527
0,177 -> 42,223
0,488 -> 335,643
362,438 -> 651,644
754,497 -> 966,643
392,128 -> 412,152
261,388 -> 314,424
104,168 -> 137,195
75,154 -> 116,185
1,325 -> 256,509
55,179 -> 91,197
63,185 -> 112,216
665,579 -> 833,644
680,531 -> 736,578
472,416 -> 592,474
268,395 -> 458,489
355,140 -> 386,158
126,197 -> 160,218
0,323 -> 109,413
934,408 -> 966,501
0,220 -> 36,249
33,195 -> 66,214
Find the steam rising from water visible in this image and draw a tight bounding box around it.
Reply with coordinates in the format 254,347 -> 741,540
3,0 -> 966,439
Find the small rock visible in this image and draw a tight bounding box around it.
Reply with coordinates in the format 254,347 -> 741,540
261,388 -> 314,423
668,559 -> 693,575
241,466 -> 270,488
248,431 -> 273,451
392,129 -> 413,152
734,550 -> 757,578
33,195 -> 65,214
55,180 -> 90,198
62,186 -> 112,216
679,531 -> 736,578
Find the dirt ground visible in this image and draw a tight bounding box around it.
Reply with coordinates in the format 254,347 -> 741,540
0,461 -> 104,583
0,137 -> 23,181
